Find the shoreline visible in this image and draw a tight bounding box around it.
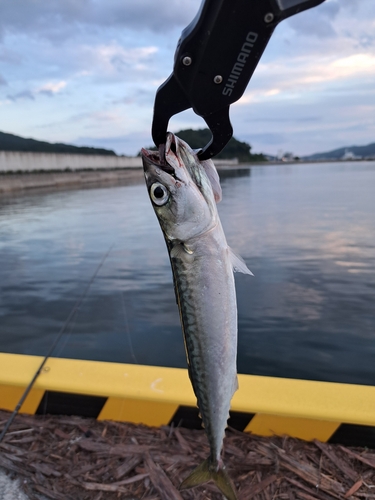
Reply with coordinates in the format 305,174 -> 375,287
0,168 -> 144,194
1,159 -> 373,194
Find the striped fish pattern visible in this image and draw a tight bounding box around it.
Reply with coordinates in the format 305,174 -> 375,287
142,133 -> 252,500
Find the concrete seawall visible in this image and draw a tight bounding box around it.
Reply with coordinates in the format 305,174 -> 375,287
0,151 -> 239,193
0,151 -> 142,172
0,151 -> 238,173
0,169 -> 144,194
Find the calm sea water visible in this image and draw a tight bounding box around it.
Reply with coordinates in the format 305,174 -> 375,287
1,162 -> 375,385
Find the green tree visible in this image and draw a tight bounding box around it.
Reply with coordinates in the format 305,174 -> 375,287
0,131 -> 116,155
160,129 -> 265,162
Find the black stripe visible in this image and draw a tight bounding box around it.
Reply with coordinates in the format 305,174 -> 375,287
36,391 -> 107,418
169,405 -> 202,429
329,423 -> 375,449
169,405 -> 254,431
228,410 -> 254,431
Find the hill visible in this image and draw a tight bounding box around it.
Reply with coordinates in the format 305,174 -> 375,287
174,129 -> 266,162
144,129 -> 265,162
0,131 -> 116,156
304,142 -> 375,161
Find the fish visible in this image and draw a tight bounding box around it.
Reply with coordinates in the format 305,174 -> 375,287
141,133 -> 252,500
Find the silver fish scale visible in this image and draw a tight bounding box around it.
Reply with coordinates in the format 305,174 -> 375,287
172,255 -> 213,436
170,233 -> 237,463
142,136 -> 242,481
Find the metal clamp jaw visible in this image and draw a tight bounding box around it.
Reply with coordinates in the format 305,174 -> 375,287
152,0 -> 326,160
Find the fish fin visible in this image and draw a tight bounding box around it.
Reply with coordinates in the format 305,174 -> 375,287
212,465 -> 238,500
170,242 -> 194,261
229,248 -> 254,276
180,459 -> 237,500
200,159 -> 222,203
180,459 -> 238,500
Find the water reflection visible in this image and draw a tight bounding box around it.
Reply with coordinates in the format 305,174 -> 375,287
218,167 -> 251,180
1,162 -> 375,385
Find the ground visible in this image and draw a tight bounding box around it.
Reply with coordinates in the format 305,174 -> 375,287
1,410 -> 375,500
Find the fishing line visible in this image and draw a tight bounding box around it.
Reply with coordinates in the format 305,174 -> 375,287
0,243 -> 114,443
121,291 -> 138,364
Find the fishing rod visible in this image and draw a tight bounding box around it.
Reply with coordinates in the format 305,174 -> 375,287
0,244 -> 114,443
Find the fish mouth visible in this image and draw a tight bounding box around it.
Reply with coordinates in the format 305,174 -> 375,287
141,146 -> 175,175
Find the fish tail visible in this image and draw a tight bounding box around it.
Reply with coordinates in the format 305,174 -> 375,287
180,458 -> 238,500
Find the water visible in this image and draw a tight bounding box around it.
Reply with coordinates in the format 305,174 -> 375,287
1,162 -> 375,385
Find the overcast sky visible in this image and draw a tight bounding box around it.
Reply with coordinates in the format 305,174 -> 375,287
0,0 -> 374,156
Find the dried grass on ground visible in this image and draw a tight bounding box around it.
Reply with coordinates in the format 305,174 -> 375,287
1,410 -> 375,500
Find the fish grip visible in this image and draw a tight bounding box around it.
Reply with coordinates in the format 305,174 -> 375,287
152,0 -> 326,160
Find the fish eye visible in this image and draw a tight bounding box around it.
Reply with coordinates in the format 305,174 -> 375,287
150,182 -> 169,206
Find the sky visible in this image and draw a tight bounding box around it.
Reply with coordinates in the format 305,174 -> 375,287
0,0 -> 374,157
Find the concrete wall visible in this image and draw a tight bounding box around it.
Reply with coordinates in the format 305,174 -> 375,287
0,151 -> 239,174
0,151 -> 142,172
0,169 -> 144,193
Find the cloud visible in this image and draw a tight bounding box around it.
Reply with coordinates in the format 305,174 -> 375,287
79,43 -> 158,78
248,116 -> 321,124
7,90 -> 35,101
113,92 -> 153,107
1,0 -> 374,158
36,108 -> 124,130
234,51 -> 375,108
0,0 -> 200,41
246,132 -> 286,146
7,81 -> 67,101
0,46 -> 22,64
0,74 -> 7,85
73,130 -> 152,155
1,36 -> 161,87
37,81 -> 67,96
287,0 -> 340,38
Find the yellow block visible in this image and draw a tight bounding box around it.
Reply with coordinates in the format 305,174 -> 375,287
246,413 -> 340,441
0,353 -> 196,406
2,353 -> 375,433
98,397 -> 178,427
0,384 -> 44,414
232,374 -> 375,427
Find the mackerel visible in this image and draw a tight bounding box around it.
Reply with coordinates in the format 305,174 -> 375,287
141,133 -> 252,500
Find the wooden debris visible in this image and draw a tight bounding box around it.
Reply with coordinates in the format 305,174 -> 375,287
314,440 -> 359,482
340,446 -> 375,469
240,473 -> 278,499
145,453 -> 184,500
346,480 -> 364,498
1,409 -> 375,500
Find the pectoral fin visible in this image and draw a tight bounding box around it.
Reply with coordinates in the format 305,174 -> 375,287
229,248 -> 253,275
170,242 -> 194,262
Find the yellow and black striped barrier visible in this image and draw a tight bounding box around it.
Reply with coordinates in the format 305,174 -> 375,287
1,352 -> 375,447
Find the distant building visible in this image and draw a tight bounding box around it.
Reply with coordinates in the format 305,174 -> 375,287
277,150 -> 284,161
342,149 -> 362,161
282,152 -> 295,161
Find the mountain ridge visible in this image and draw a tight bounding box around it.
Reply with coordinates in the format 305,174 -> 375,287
2,129 -> 374,161
0,130 -> 117,156
303,142 -> 375,160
